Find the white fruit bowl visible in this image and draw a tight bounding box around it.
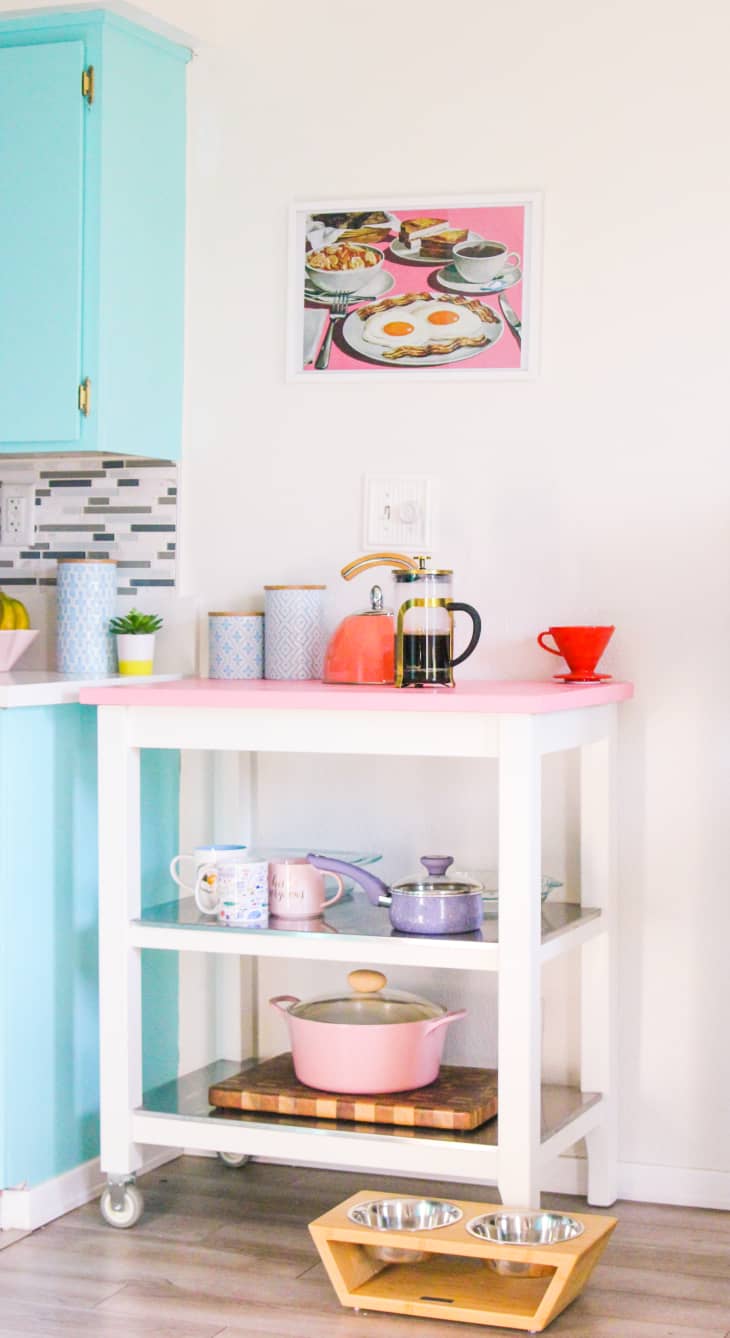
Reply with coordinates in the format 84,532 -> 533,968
0,629 -> 38,671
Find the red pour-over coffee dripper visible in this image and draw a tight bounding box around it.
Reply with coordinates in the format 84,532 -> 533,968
537,626 -> 615,682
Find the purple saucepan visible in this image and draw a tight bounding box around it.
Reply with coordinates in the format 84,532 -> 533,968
306,854 -> 483,935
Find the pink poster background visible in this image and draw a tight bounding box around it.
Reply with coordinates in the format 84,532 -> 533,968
303,205 -> 525,373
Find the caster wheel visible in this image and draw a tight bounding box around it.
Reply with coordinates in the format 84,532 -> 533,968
218,1151 -> 249,1168
100,1184 -> 144,1228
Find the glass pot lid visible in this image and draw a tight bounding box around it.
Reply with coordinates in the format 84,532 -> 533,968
288,969 -> 445,1025
392,856 -> 483,898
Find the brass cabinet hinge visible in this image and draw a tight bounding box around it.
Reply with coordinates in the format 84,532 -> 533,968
78,378 -> 91,416
81,66 -> 95,104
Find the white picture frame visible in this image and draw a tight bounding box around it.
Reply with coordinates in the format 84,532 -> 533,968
287,192 -> 542,383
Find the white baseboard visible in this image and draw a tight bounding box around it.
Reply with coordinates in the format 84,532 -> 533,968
545,1155 -> 730,1210
0,1149 -> 181,1232
184,1149 -> 729,1212
4,1148 -> 727,1232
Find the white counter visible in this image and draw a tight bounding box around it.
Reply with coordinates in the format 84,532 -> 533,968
0,671 -> 180,709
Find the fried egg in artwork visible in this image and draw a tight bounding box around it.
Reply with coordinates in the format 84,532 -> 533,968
361,299 -> 485,349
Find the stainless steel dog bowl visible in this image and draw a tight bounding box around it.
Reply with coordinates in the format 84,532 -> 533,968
348,1197 -> 463,1264
466,1211 -> 584,1276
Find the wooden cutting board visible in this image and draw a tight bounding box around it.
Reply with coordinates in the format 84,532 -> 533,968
209,1054 -> 498,1131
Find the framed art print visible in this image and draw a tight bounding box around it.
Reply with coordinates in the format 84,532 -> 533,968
287,193 -> 541,382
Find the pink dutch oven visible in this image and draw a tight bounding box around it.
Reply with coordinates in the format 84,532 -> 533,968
269,968 -> 466,1095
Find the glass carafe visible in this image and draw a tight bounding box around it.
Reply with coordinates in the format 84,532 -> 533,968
392,559 -> 481,687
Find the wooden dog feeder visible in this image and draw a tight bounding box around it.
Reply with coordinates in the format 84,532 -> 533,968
309,1190 -> 617,1332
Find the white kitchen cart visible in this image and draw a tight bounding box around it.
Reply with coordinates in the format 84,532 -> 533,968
82,678 -> 633,1227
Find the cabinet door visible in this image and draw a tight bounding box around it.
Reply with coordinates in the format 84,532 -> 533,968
0,41 -> 84,445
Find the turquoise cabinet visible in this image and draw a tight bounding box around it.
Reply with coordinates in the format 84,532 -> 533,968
0,11 -> 190,458
0,704 -> 179,1191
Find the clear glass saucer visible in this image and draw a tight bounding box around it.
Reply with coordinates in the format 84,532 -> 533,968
451,870 -> 563,915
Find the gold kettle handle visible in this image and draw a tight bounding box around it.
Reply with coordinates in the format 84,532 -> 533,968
341,552 -> 420,581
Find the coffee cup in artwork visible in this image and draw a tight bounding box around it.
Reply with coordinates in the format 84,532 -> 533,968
537,625 -> 615,679
452,239 -> 520,285
268,858 -> 344,919
194,857 -> 269,926
170,844 -> 246,896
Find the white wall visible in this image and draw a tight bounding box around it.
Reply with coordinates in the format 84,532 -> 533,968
7,0 -> 729,1203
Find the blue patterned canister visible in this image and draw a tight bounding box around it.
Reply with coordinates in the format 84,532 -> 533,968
264,585 -> 326,680
208,612 -> 264,679
56,559 -> 117,676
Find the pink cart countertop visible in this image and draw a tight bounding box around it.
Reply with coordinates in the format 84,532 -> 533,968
79,678 -> 634,714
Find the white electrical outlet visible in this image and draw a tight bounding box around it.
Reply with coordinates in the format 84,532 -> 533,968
0,482 -> 35,548
363,475 -> 434,551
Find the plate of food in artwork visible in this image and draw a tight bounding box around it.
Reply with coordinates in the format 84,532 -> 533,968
304,268 -> 396,307
390,218 -> 483,265
307,209 -> 400,247
341,292 -> 503,368
435,263 -> 523,296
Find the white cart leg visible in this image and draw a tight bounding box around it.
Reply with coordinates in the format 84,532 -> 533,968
497,714 -> 543,1208
213,752 -> 257,1062
580,713 -> 618,1206
98,706 -> 143,1178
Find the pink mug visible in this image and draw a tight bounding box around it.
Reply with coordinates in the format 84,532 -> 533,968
268,858 -> 344,919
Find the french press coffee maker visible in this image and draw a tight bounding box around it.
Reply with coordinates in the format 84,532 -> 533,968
393,556 -> 481,687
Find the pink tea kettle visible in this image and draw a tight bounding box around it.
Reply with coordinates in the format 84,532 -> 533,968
323,551 -> 420,685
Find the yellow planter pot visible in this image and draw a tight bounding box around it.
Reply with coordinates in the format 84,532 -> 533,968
116,633 -> 155,676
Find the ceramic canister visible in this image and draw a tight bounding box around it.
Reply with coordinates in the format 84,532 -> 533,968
264,585 -> 326,680
56,559 -> 117,675
208,612 -> 264,679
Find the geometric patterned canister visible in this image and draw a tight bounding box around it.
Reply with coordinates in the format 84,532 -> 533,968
208,612 -> 264,680
56,559 -> 117,676
263,585 -> 326,680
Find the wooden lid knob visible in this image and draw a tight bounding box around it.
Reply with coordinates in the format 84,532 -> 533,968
348,969 -> 386,994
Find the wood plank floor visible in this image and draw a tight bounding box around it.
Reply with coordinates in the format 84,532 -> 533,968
0,1157 -> 727,1337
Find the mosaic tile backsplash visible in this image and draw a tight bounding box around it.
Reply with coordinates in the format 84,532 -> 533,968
0,455 -> 177,596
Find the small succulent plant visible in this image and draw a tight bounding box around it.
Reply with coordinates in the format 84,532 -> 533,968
109,608 -> 163,636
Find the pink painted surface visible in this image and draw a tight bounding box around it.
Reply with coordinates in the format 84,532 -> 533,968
80,678 -> 634,714
304,205 -> 525,373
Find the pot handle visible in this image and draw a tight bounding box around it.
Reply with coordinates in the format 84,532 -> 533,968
269,995 -> 300,1015
307,853 -> 391,908
423,1008 -> 467,1036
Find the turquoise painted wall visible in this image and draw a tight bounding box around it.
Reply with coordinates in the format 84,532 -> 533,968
0,704 -> 178,1189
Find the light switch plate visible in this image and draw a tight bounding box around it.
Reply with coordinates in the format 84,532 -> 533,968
363,475 -> 434,551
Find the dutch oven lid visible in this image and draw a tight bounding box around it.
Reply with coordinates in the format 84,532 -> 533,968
288,969 -> 445,1025
392,856 -> 483,898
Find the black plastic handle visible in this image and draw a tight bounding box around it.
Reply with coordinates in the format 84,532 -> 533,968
447,602 -> 482,667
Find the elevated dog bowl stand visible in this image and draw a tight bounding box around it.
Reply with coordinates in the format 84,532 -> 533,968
310,1191 -> 617,1332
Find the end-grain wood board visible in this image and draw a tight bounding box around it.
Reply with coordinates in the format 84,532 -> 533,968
208,1054 -> 497,1131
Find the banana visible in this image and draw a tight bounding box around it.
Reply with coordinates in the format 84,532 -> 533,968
0,593 -> 31,631
0,593 -> 15,630
7,597 -> 29,630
